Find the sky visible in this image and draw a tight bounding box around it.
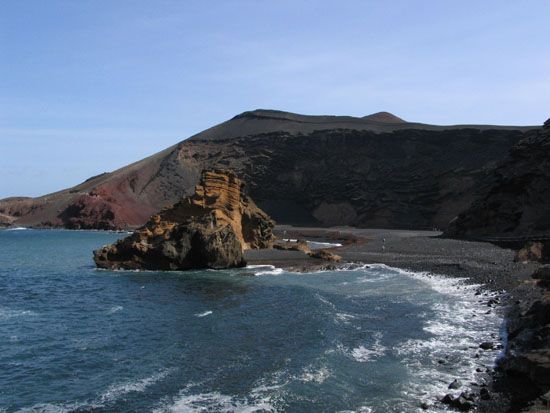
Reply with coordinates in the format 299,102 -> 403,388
1,1 -> 549,198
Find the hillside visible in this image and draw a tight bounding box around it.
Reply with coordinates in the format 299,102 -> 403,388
0,110 -> 538,230
446,119 -> 550,239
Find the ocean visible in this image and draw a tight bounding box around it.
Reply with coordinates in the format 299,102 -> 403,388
0,229 -> 503,412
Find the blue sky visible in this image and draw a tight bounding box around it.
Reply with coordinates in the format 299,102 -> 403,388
1,1 -> 549,197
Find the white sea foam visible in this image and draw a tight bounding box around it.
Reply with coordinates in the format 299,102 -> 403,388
254,266 -> 284,276
154,390 -> 276,413
100,369 -> 173,403
367,264 -> 505,407
314,293 -> 337,310
0,307 -> 37,320
107,305 -> 123,314
307,241 -> 343,249
15,402 -> 94,413
298,365 -> 331,383
350,344 -> 385,363
335,312 -> 356,323
195,310 -> 213,318
347,332 -> 387,363
16,370 -> 172,413
5,227 -> 28,231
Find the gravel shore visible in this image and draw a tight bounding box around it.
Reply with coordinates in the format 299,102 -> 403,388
247,225 -> 538,290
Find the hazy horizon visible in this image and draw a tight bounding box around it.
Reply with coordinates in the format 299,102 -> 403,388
2,0 -> 550,197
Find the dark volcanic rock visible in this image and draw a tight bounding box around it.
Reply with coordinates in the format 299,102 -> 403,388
0,110 -> 535,230
480,341 -> 495,350
497,265 -> 550,410
446,118 -> 550,239
441,393 -> 474,411
533,265 -> 550,288
93,170 -> 274,271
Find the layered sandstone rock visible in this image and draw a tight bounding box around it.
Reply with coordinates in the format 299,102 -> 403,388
93,170 -> 274,271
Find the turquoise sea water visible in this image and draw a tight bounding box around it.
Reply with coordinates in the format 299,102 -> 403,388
0,229 -> 503,412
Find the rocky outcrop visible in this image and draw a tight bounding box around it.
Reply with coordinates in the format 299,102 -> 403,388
58,190 -> 128,230
307,249 -> 342,262
446,118 -> 550,238
0,212 -> 16,227
93,170 -> 274,271
273,239 -> 311,253
515,242 -> 550,263
498,265 -> 550,410
1,110 -> 537,230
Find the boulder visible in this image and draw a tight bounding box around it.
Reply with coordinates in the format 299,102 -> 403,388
307,249 -> 342,262
93,169 -> 274,271
273,239 -> 311,253
533,265 -> 550,289
449,379 -> 462,389
479,342 -> 495,350
515,242 -> 549,263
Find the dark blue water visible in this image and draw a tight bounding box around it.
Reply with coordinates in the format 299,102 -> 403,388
0,230 -> 502,412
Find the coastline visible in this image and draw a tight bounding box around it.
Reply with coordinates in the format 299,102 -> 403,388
247,226 -> 542,412
4,224 -> 543,411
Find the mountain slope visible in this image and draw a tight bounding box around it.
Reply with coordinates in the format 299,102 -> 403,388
446,119 -> 550,238
0,110 -> 538,230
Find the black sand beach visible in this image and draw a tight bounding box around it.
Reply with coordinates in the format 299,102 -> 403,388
247,225 -> 538,291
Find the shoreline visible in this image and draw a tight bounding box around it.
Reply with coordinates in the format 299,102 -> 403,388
4,224 -> 544,411
247,226 -> 543,412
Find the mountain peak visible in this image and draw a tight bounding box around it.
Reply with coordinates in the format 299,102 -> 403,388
362,112 -> 405,123
231,109 -> 292,120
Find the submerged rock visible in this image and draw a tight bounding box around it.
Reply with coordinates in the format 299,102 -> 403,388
480,342 -> 495,350
93,169 -> 274,271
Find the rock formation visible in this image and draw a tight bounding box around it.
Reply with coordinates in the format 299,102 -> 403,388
499,264 -> 550,409
93,170 -> 274,271
272,239 -> 341,262
0,212 -> 15,227
446,118 -> 550,238
0,110 -> 537,230
307,249 -> 342,263
515,241 -> 550,263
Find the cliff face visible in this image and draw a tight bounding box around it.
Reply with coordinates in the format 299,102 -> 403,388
93,170 -> 274,271
0,110 -> 537,230
446,119 -> 550,238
